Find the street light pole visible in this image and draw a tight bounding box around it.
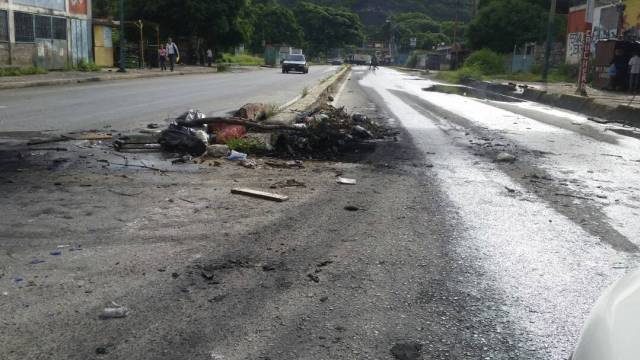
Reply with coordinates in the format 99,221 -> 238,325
542,0 -> 557,82
117,0 -> 126,72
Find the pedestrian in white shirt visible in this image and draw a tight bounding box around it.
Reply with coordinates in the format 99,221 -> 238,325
206,48 -> 213,67
629,52 -> 640,93
166,37 -> 180,72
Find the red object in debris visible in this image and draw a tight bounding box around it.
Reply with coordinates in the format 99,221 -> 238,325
208,123 -> 247,144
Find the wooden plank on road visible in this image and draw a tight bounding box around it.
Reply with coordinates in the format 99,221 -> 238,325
231,188 -> 289,202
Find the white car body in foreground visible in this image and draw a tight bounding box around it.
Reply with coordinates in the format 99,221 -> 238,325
572,268 -> 640,360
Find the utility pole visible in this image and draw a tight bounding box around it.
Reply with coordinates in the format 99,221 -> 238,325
117,0 -> 126,72
542,0 -> 557,82
576,0 -> 595,95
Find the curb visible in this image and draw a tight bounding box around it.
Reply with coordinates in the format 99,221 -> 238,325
462,79 -> 640,127
266,65 -> 351,125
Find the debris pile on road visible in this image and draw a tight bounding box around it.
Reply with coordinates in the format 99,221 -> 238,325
113,102 -> 394,161
273,104 -> 396,159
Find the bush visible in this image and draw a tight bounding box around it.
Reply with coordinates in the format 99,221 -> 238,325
552,63 -> 579,81
406,53 -> 418,68
76,60 -> 101,72
221,53 -> 264,65
226,137 -> 268,154
464,49 -> 505,75
0,66 -> 47,76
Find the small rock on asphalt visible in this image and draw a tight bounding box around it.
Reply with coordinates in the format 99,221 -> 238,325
496,152 -> 517,163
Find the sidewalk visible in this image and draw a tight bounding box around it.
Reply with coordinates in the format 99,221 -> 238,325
503,81 -> 640,109
473,78 -> 640,126
0,65 -> 257,90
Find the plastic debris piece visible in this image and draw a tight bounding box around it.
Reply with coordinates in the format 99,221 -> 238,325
227,150 -> 248,161
50,251 -> 62,256
100,306 -> 129,319
336,177 -> 357,185
29,259 -> 46,265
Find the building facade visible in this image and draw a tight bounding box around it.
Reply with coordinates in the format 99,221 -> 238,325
566,0 -> 640,65
0,0 -> 91,69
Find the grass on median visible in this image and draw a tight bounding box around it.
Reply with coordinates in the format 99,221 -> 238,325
0,66 -> 48,77
221,53 -> 264,66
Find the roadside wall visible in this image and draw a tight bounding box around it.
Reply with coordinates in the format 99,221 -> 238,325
0,0 -> 92,68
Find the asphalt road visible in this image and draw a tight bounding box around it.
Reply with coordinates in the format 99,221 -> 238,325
0,65 -> 339,132
1,67 -> 640,360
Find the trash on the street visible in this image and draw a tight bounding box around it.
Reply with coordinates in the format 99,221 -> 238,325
336,177 -> 357,185
227,150 -> 248,161
29,259 -> 46,265
231,188 -> 289,202
158,124 -> 207,157
206,144 -> 230,158
351,125 -> 374,139
50,250 -> 62,256
195,130 -> 209,144
100,305 -> 129,319
175,109 -> 206,127
344,205 -> 359,211
209,123 -> 247,144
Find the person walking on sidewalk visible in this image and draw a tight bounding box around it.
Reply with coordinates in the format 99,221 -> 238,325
158,45 -> 168,71
629,52 -> 640,93
206,48 -> 213,67
166,37 -> 180,72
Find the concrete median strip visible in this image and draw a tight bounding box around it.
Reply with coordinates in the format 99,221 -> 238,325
266,65 -> 351,126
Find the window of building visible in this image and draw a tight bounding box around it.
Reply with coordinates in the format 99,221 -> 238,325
14,12 -> 35,43
0,11 -> 8,42
52,17 -> 67,40
35,15 -> 52,39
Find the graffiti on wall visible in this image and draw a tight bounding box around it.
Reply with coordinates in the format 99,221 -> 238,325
566,32 -> 584,64
69,0 -> 87,15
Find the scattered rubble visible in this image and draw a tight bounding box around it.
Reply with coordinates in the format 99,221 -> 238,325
112,102 -> 392,165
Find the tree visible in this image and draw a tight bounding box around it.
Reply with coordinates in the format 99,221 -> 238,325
468,0 -> 546,53
124,0 -> 253,51
250,3 -> 303,53
384,12 -> 450,52
294,2 -> 364,56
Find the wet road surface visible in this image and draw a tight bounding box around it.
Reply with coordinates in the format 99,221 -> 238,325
0,65 -> 339,132
347,66 -> 640,359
